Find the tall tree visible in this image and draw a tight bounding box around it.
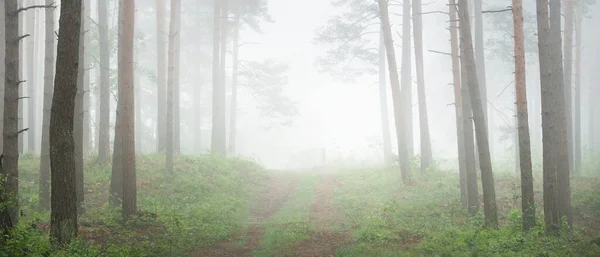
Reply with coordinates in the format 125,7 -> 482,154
412,0 -> 432,173
39,0 -> 55,212
573,0 -> 582,176
563,0 -> 575,177
25,0 -> 36,153
166,0 -> 180,174
50,0 -> 81,246
379,31 -> 392,164
97,0 -> 111,163
211,0 -> 227,155
549,0 -> 572,228
173,0 -> 181,154
458,0 -> 498,228
473,0 -> 489,163
228,12 -> 240,154
535,0 -> 562,234
156,0 -> 166,152
512,0 -> 535,231
74,0 -> 87,213
82,0 -> 91,156
1,0 -> 23,231
378,0 -> 411,184
110,0 -> 124,206
120,0 -> 136,218
401,0 -> 413,158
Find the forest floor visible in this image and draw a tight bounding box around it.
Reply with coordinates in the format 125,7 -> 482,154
188,170 -> 351,257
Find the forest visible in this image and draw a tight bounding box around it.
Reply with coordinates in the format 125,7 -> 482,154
0,0 -> 600,256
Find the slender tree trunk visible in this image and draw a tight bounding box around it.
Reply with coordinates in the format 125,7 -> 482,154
449,0 -> 468,209
39,0 -> 54,212
401,0 -> 413,159
156,0 -> 167,153
173,0 -> 181,154
458,0 -> 498,228
17,4 -> 22,155
135,71 -> 142,152
0,0 -> 4,155
74,0 -> 87,214
550,0 -> 572,228
211,0 -> 227,156
512,0 -> 535,230
473,0 -> 489,166
379,30 -> 392,165
1,0 -> 20,232
49,0 -> 81,246
535,0 -> 562,234
120,0 -> 136,218
563,0 -> 574,178
110,0 -> 125,206
83,0 -> 91,157
573,0 -> 582,176
378,0 -> 411,184
194,0 -> 203,154
166,0 -> 180,174
26,0 -> 36,153
97,0 -> 110,163
228,13 -> 240,154
412,0 -> 432,173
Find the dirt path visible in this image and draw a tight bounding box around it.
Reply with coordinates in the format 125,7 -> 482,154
188,172 -> 299,257
294,174 -> 350,257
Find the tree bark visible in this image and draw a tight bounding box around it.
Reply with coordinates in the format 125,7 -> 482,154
166,0 -> 180,174
412,0 -> 432,173
378,0 -> 411,184
379,30 -> 392,165
458,0 -> 498,228
97,0 -> 111,163
49,0 -> 81,246
83,0 -> 91,157
156,0 -> 167,153
401,0 -> 413,158
120,0 -> 136,218
17,5 -> 22,155
173,0 -> 181,154
228,13 -> 240,154
550,0 -> 572,228
74,0 -> 86,213
211,0 -> 227,156
563,0 -> 574,177
110,0 -> 124,206
26,0 -> 36,153
1,0 -> 20,233
512,0 -> 535,231
473,0 -> 489,165
39,0 -> 55,212
573,0 -> 582,176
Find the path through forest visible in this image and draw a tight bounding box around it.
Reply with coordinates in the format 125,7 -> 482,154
188,170 -> 349,257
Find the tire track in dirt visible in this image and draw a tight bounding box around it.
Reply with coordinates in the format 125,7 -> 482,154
294,174 -> 351,257
187,171 -> 299,257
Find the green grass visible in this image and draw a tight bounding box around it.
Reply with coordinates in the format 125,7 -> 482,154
1,154 -> 265,257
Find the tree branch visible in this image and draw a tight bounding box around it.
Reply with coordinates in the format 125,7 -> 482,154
482,7 -> 512,14
18,96 -> 30,100
17,128 -> 29,135
17,3 -> 56,13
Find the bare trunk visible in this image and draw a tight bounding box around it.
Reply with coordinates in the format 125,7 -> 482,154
39,0 -> 55,212
120,0 -> 136,218
211,0 -> 227,156
74,0 -> 86,214
401,0 -> 413,158
412,0 -> 432,173
49,0 -> 81,246
573,0 -> 582,176
173,2 -> 181,154
26,0 -> 35,153
110,0 -> 125,206
97,0 -> 110,163
563,0 -> 574,177
83,0 -> 91,157
473,0 -> 489,166
512,0 -> 535,230
17,5 -> 22,155
378,0 -> 411,184
458,0 -> 498,228
166,0 -> 180,174
156,0 -> 167,153
379,30 -> 392,165
228,13 -> 240,154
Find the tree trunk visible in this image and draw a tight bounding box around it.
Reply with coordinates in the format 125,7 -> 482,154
563,0 -> 574,177
110,0 -> 124,206
173,0 -> 181,154
412,0 -> 432,173
83,0 -> 91,157
74,0 -> 86,214
512,0 -> 535,231
401,0 -> 413,159
535,0 -> 562,234
550,0 -> 572,228
194,1 -> 203,154
573,0 -> 582,176
378,30 -> 392,165
228,13 -> 240,154
458,0 -> 498,228
449,0 -> 468,209
49,0 -> 81,246
26,0 -> 36,153
17,5 -> 22,155
156,0 -> 167,153
378,0 -> 411,184
473,0 -> 489,166
1,0 -> 20,233
97,0 -> 110,163
120,0 -> 136,218
39,0 -> 55,212
166,0 -> 180,174
211,0 -> 227,156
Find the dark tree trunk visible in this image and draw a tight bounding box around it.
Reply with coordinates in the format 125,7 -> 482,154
512,0 -> 535,231
458,0 -> 498,228
74,0 -> 86,213
378,0 -> 411,184
49,0 -> 82,246
97,0 -> 110,163
39,0 -> 55,212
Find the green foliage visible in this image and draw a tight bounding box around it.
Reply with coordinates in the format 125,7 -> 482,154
1,154 -> 265,256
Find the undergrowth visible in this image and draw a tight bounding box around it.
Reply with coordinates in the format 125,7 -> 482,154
1,154 -> 265,257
